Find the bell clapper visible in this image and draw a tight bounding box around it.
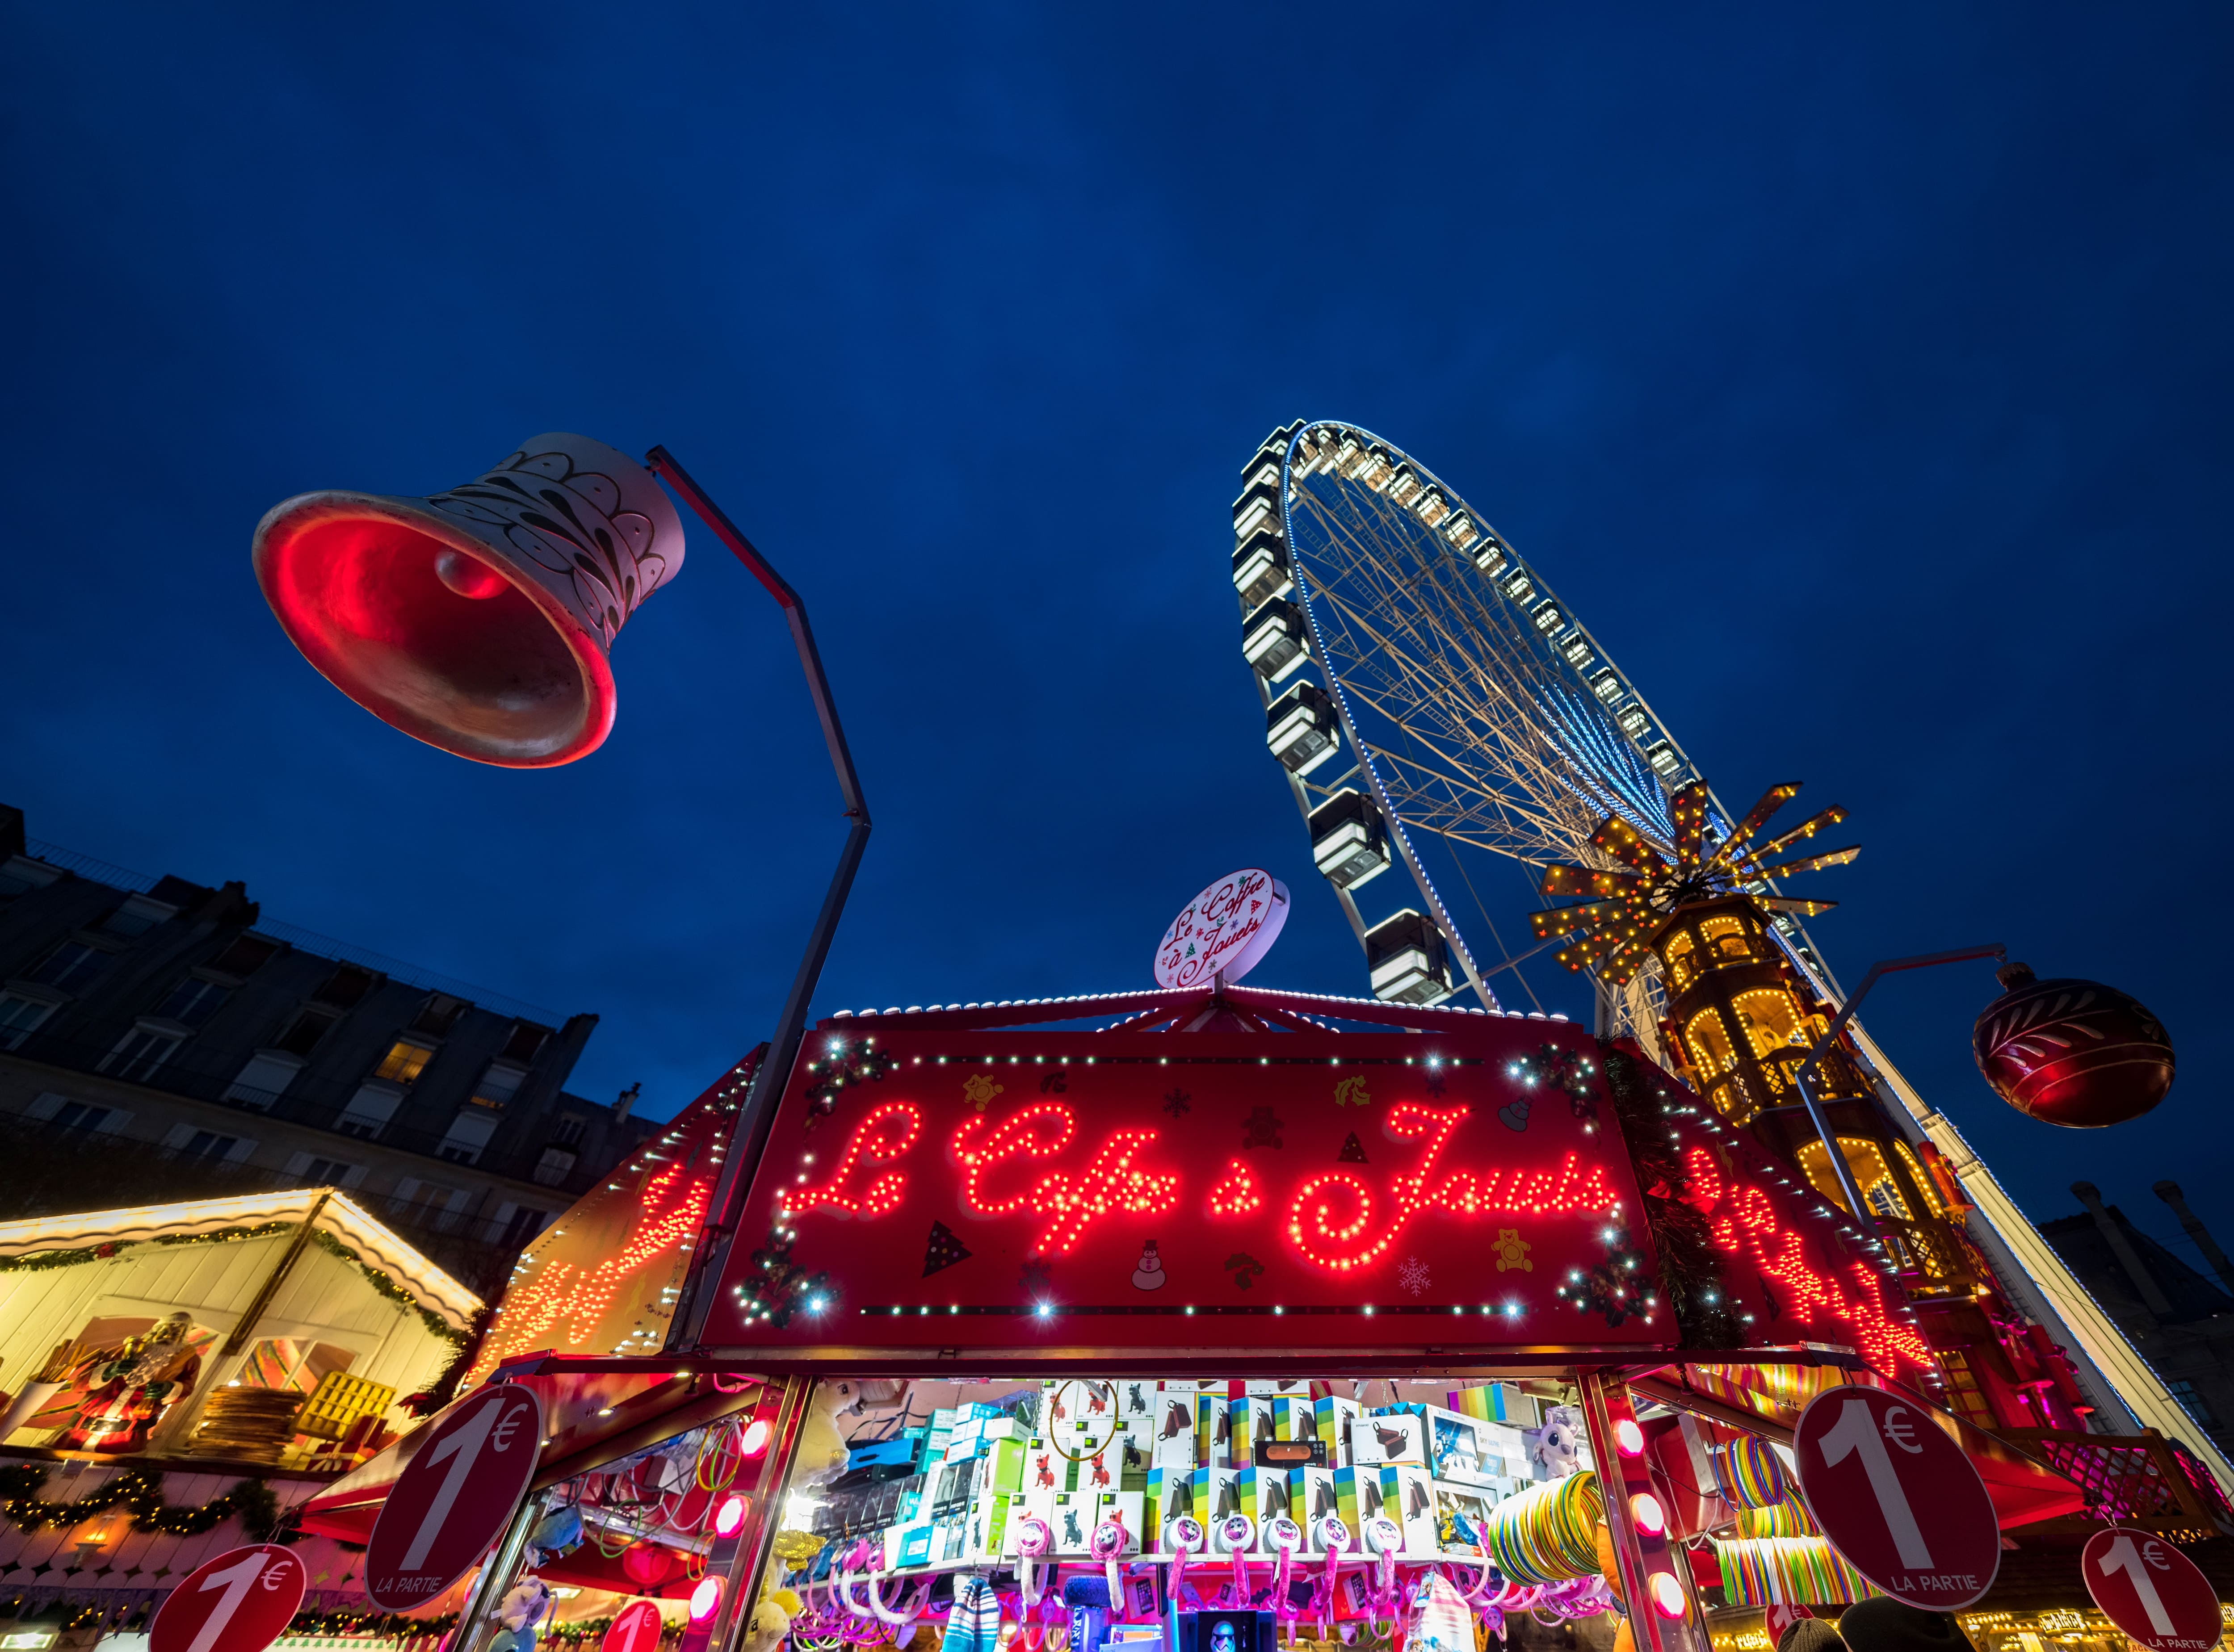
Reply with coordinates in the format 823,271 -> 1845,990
435,548 -> 508,599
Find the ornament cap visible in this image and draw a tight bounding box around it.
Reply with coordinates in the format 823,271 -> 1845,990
1996,960 -> 2037,990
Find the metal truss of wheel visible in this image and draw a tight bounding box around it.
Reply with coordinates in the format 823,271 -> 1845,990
1230,419 -> 1840,1052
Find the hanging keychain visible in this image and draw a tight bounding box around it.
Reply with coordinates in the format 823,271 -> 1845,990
1362,1516 -> 1404,1642
1316,1516 -> 1352,1638
1092,1513 -> 1131,1617
1165,1514 -> 1205,1607
1264,1516 -> 1303,1645
1215,1513 -> 1257,1607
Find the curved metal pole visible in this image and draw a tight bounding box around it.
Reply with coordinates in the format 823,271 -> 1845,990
1791,943 -> 2005,1232
647,446 -> 872,1354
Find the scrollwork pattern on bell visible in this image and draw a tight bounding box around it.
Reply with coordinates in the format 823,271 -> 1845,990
430,443 -> 676,646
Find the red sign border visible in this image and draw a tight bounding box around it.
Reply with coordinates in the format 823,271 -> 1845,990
363,1383 -> 546,1612
1792,1384 -> 2002,1610
148,1543 -> 307,1652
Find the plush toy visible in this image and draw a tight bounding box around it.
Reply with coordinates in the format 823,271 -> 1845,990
498,1579 -> 553,1636
741,1592 -> 796,1652
528,1505 -> 583,1566
1594,1522 -> 1634,1652
1530,1406 -> 1589,1480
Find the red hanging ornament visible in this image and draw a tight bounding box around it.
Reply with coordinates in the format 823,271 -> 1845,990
622,1543 -> 679,1588
1973,962 -> 2174,1128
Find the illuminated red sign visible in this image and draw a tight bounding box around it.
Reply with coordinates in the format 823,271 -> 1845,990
706,1022 -> 1667,1351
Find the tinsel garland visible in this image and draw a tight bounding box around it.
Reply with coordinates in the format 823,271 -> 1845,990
1507,1043 -> 1602,1128
1597,1042 -> 1747,1349
1554,1222 -> 1655,1326
0,1464 -> 296,1543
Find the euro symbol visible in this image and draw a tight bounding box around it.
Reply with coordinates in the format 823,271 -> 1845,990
491,1401 -> 530,1453
2145,1539 -> 2171,1571
261,1557 -> 295,1590
1882,1405 -> 1924,1455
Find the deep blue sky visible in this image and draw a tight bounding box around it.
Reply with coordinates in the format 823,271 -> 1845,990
6,6 -> 2232,1264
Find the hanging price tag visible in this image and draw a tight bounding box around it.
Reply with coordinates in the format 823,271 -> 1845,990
2082,1527 -> 2221,1651
149,1544 -> 305,1652
1792,1386 -> 2000,1609
365,1384 -> 545,1610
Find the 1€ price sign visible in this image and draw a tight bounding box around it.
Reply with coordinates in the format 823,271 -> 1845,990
1793,1385 -> 2001,1609
602,1599 -> 668,1652
365,1384 -> 545,1610
2082,1528 -> 2222,1651
149,1545 -> 305,1652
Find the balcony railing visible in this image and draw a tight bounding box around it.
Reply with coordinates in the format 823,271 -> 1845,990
0,1028 -> 603,1197
2000,1427 -> 2234,1538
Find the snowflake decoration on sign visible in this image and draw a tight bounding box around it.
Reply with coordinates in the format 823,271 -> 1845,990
1397,1256 -> 1430,1297
1163,1088 -> 1192,1119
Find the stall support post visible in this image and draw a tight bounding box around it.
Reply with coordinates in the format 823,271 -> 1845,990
1577,1371 -> 1697,1652
712,1375 -> 818,1652
451,1487 -> 548,1652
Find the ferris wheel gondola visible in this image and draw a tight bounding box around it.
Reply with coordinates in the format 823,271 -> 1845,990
1232,419 -> 1840,1051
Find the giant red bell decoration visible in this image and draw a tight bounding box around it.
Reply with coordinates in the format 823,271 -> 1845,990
251,433 -> 684,767
1972,961 -> 2174,1128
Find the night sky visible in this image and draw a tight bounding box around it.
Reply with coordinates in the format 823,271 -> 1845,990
6,8 -> 2231,1268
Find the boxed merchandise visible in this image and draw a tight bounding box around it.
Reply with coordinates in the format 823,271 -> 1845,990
1246,1378 -> 1312,1398
1147,1466 -> 1193,1545
1053,1492 -> 1094,1554
1433,1482 -> 1492,1556
1153,1392 -> 1199,1472
1253,1468 -> 1297,1534
1331,1463 -> 1369,1532
986,1434 -> 1028,1493
1292,1467 -> 1338,1543
1196,1393 -> 1235,1467
1423,1406 -> 1495,1488
1230,1397 -> 1279,1464
1118,1379 -> 1159,1431
1093,1489 -> 1146,1552
1012,1483 -> 1061,1554
1474,1421 -> 1530,1483
1191,1463 -> 1248,1526
1313,1396 -> 1362,1465
1075,1439 -> 1125,1495
1025,1442 -> 1065,1494
930,1455 -> 978,1519
966,1489 -> 1014,1562
1269,1396 -> 1314,1445
1379,1465 -> 1437,1556
884,1521 -> 931,1569
1349,1412 -> 1428,1468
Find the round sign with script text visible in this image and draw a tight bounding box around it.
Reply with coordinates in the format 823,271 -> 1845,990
150,1544 -> 305,1652
1793,1385 -> 2000,1609
602,1599 -> 669,1652
1154,870 -> 1289,990
365,1383 -> 545,1610
2082,1527 -> 2222,1652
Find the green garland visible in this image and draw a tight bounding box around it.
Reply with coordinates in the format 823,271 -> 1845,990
0,1464 -> 298,1543
284,1607 -> 460,1637
307,1230 -> 466,1346
1598,1041 -> 1748,1350
0,1224 -> 468,1349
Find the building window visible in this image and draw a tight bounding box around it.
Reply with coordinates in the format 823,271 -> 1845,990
335,1082 -> 403,1140
496,1205 -> 549,1248
0,993 -> 57,1051
374,1037 -> 437,1086
0,858 -> 61,901
99,895 -> 177,939
502,1022 -> 551,1064
181,1131 -> 240,1161
553,1113 -> 587,1147
224,1051 -> 305,1110
312,965 -> 378,1008
469,1061 -> 528,1111
205,935 -> 280,979
272,1006 -> 340,1057
28,941 -> 110,993
436,1108 -> 498,1166
410,994 -> 469,1038
533,1145 -> 579,1186
2170,1379 -> 2217,1428
1938,1350 -> 1999,1429
51,1102 -> 111,1133
154,976 -> 231,1028
299,1157 -> 357,1187
101,1025 -> 183,1082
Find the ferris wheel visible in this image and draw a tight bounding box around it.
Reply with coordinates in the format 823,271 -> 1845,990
1231,419 -> 1839,1052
